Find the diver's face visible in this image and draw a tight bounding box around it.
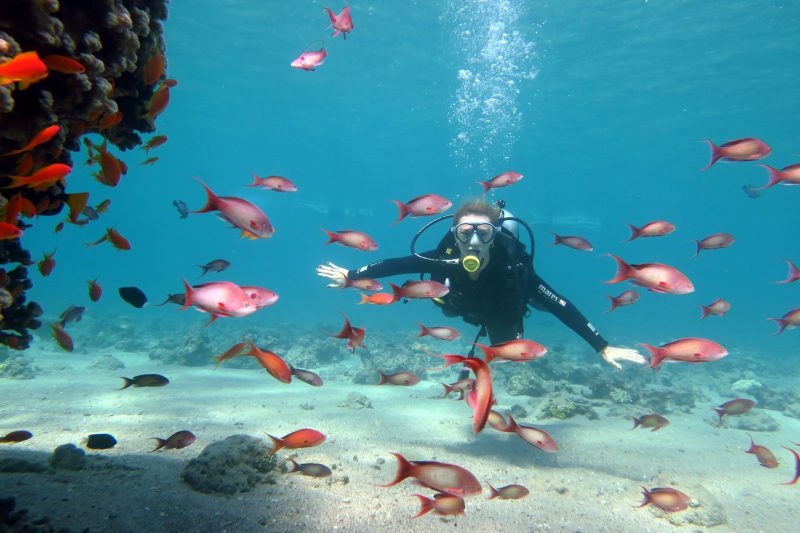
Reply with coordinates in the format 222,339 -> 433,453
453,214 -> 495,273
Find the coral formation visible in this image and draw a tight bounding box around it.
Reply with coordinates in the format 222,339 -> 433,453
0,350 -> 39,379
181,434 -> 277,495
0,0 -> 169,350
49,443 -> 87,470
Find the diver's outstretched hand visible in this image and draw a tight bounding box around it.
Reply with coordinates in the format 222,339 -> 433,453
316,261 -> 349,288
599,345 -> 646,370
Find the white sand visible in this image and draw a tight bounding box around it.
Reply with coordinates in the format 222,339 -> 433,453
1,345 -> 798,532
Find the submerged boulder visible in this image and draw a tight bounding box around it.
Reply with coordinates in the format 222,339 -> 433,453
181,434 -> 277,495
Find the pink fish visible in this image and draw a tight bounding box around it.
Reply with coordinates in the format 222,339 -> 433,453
322,229 -> 378,251
474,339 -> 547,364
693,232 -> 734,257
607,289 -> 640,313
639,337 -> 728,369
391,194 -> 452,223
626,220 -> 676,241
773,259 -> 800,284
376,371 -> 420,386
290,49 -> 327,71
390,280 -> 449,300
604,254 -> 694,295
323,6 -> 354,40
703,138 -> 771,170
755,163 -> 800,190
478,171 -> 523,193
412,493 -> 465,519
240,286 -> 279,309
331,312 -> 366,351
551,233 -> 593,251
428,354 -> 492,434
638,487 -> 691,513
699,298 -> 730,319
417,324 -> 461,341
505,413 -> 559,452
192,178 -> 274,239
247,174 -> 297,192
181,279 -> 252,324
381,452 -> 482,497
714,398 -> 755,423
343,276 -> 383,291
768,306 -> 800,335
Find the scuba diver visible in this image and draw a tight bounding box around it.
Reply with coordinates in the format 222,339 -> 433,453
316,198 -> 645,370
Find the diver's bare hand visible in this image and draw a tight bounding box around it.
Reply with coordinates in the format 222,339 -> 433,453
316,261 -> 349,288
599,345 -> 646,370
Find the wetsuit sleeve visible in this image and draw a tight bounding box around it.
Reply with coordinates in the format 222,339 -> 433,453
528,272 -> 609,352
347,249 -> 442,279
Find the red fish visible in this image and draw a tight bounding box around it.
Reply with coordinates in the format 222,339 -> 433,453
604,254 -> 694,295
376,371 -> 420,386
192,178 -> 274,239
703,138 -> 771,170
551,233 -> 593,251
344,276 -> 383,291
639,338 -> 728,369
381,452 -> 482,497
7,163 -> 72,189
607,289 -> 640,313
714,398 -> 755,423
152,430 -> 195,451
143,51 -> 165,85
2,125 -> 60,156
267,428 -> 326,455
412,493 -> 465,519
0,222 -> 23,240
486,484 -> 529,500
322,229 -> 378,251
323,6 -> 354,39
358,292 -> 395,305
755,163 -> 800,189
474,339 -> 547,364
637,487 -> 691,512
0,430 -> 33,443
632,414 -> 670,431
505,413 -> 559,452
417,324 -> 461,341
392,194 -> 453,223
428,354 -> 492,433
768,306 -> 800,335
390,280 -> 449,300
290,49 -> 327,71
773,259 -> 800,284
212,341 -> 247,368
87,279 -> 102,302
41,54 -> 85,74
0,51 -> 48,88
248,174 -> 298,192
243,340 -> 292,383
86,227 -> 131,251
143,85 -> 170,120
51,322 -> 73,352
693,232 -> 734,257
626,220 -> 676,241
744,434 -> 778,468
331,312 -> 366,350
142,135 -> 167,153
699,298 -> 730,319
37,250 -> 56,277
478,171 -> 523,193
181,280 -> 252,322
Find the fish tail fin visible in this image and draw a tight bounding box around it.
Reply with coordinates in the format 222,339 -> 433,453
323,7 -> 336,24
416,323 -> 428,337
197,265 -> 209,277
119,377 -> 134,390
638,343 -> 664,369
151,438 -> 167,452
780,447 -> 800,485
603,254 -> 633,284
478,180 -> 491,194
626,223 -> 641,241
486,483 -> 499,499
702,140 -> 722,170
379,452 -> 413,487
699,305 -> 711,319
786,259 -> 800,284
285,458 -> 300,473
321,228 -> 338,244
376,371 -> 387,385
247,173 -> 262,187
190,177 -> 218,213
768,317 -> 787,335
5,175 -> 30,189
636,487 -> 652,508
358,293 -> 369,305
180,277 -> 193,310
389,283 -> 404,301
411,494 -> 434,518
692,240 -> 702,258
472,342 -> 493,363
606,296 -> 619,313
631,417 -> 641,429
266,434 -> 284,455
550,232 -> 561,246
390,200 -> 409,224
438,381 -> 455,398
755,164 -> 783,190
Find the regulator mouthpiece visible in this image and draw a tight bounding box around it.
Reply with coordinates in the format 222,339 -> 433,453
462,255 -> 480,273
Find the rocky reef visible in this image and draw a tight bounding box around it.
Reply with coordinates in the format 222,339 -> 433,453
0,0 -> 169,350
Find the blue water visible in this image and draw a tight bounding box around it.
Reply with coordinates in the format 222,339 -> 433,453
25,0 -> 800,358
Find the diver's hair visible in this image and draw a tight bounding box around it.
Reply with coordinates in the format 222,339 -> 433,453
453,198 -> 501,226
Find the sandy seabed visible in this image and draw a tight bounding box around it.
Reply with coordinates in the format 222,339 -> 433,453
1,346 -> 798,533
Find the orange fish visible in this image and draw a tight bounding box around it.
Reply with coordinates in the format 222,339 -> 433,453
86,227 -> 131,251
2,195 -> 23,225
142,135 -> 167,152
41,55 -> 85,74
66,192 -> 90,223
87,279 -> 102,302
162,78 -> 178,88
37,250 -> 56,276
358,292 -> 395,305
15,153 -> 34,175
267,428 -> 326,455
637,487 -> 691,513
95,199 -> 111,214
139,156 -> 159,166
242,340 -> 292,383
0,222 -> 23,240
0,51 -> 48,88
143,51 -> 165,85
412,493 -> 465,519
51,322 -> 73,352
744,434 -> 778,468
53,222 -> 64,233
212,341 -> 247,368
143,85 -> 170,120
96,111 -> 122,131
6,163 -> 72,189
2,125 -> 60,156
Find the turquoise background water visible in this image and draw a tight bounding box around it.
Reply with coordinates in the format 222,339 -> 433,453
26,1 -> 799,357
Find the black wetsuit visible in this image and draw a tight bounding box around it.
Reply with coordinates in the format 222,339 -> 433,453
348,231 -> 608,352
